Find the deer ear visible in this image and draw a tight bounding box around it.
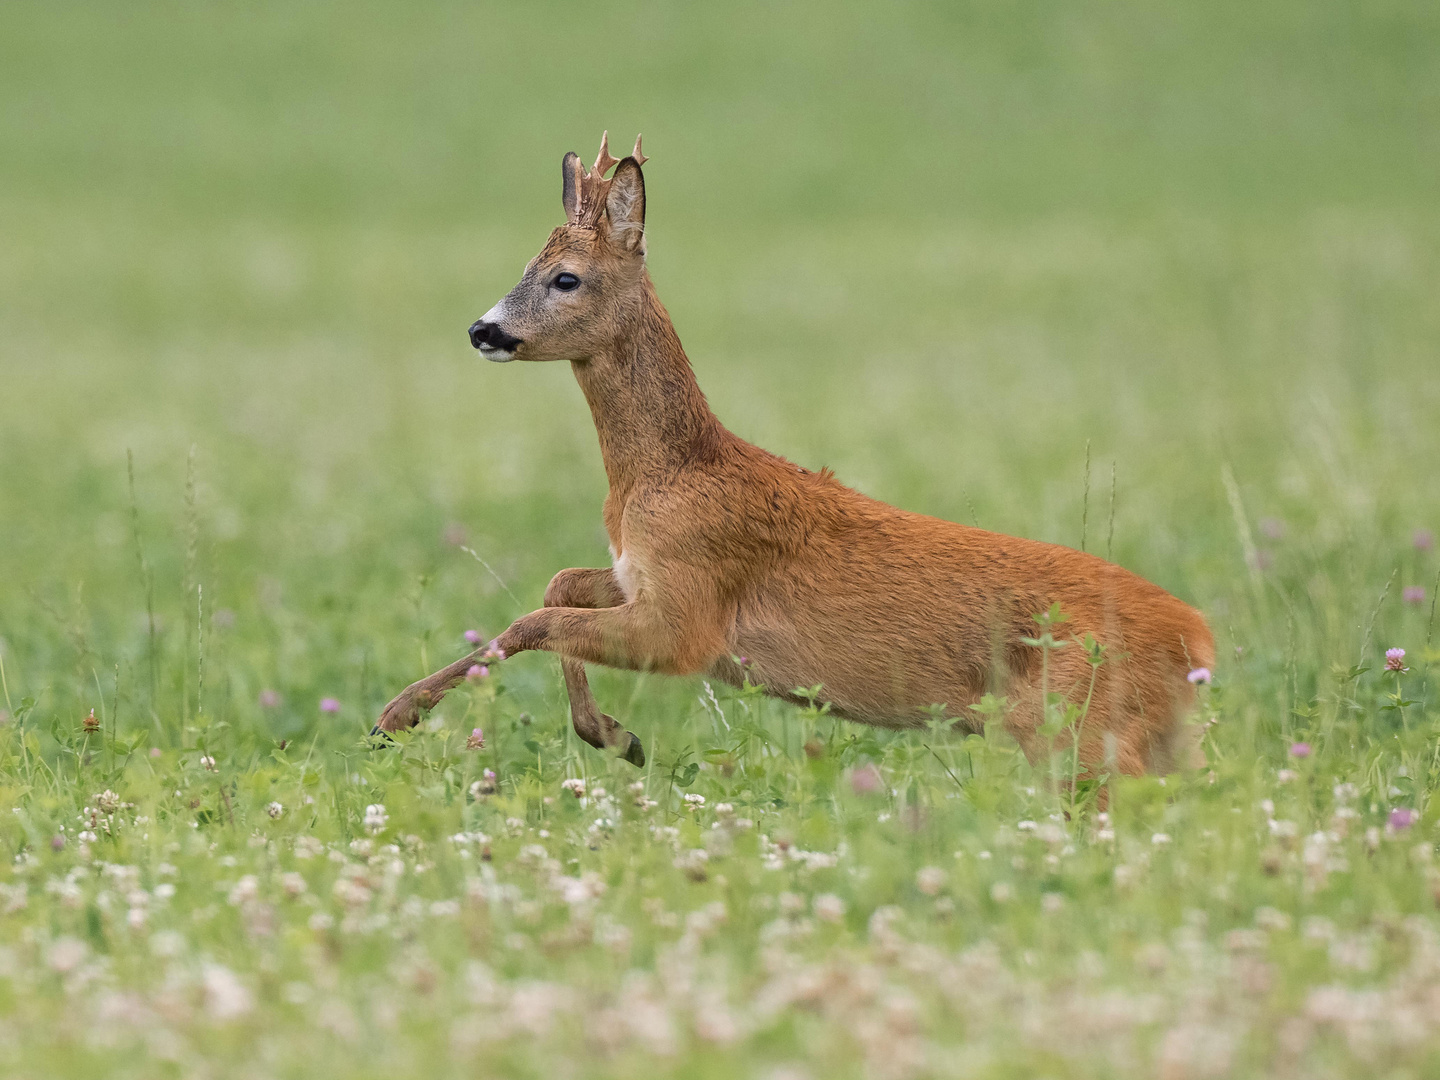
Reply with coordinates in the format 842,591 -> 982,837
561,152 -> 581,223
604,158 -> 646,252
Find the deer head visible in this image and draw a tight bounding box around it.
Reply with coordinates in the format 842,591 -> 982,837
469,132 -> 648,363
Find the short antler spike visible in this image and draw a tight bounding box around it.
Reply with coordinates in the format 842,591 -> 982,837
592,131 -> 621,179
569,132 -> 651,228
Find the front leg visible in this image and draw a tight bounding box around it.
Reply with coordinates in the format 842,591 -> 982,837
543,569 -> 646,766
373,647 -> 494,734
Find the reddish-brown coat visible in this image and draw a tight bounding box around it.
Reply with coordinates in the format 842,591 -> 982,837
377,140 -> 1214,777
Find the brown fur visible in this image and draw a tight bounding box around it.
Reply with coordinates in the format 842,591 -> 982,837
377,139 -> 1215,778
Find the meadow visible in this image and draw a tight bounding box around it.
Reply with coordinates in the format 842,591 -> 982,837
2,1 -> 1440,1076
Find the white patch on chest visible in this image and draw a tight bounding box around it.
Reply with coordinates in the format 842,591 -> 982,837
610,545 -> 640,603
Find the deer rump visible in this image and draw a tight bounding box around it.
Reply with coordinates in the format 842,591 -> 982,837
374,132 -> 1215,780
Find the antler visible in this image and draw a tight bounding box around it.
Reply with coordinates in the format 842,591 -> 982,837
566,131 -> 649,227
592,131 -> 621,180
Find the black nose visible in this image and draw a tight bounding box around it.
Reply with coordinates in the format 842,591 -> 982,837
468,320 -> 522,351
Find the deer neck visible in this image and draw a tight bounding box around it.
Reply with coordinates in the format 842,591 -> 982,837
571,275 -> 723,498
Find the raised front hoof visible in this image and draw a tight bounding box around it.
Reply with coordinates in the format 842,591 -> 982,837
618,730 -> 645,768
374,682 -> 433,737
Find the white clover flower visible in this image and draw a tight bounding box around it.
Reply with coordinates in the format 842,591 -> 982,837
280,872 -> 307,898
199,756 -> 217,772
47,936 -> 87,973
363,804 -> 389,832
293,836 -> 323,860
202,964 -> 253,1020
813,893 -> 846,923
1151,833 -> 1172,846
674,849 -> 709,880
267,802 -> 284,819
560,778 -> 587,799
683,793 -> 706,807
227,875 -> 259,906
916,866 -> 946,895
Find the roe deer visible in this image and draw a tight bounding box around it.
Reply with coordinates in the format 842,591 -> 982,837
375,132 -> 1215,778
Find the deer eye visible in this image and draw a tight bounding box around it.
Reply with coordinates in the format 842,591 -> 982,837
553,272 -> 580,292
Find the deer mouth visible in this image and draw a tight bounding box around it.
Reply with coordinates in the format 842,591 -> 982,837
468,319 -> 523,362
477,343 -> 516,362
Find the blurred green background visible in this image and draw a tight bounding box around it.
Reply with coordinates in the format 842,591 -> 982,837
1,0 -> 1437,751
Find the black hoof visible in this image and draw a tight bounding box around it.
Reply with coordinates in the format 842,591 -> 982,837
369,725 -> 395,745
620,731 -> 645,768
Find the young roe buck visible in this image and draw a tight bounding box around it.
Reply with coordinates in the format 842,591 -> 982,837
375,132 -> 1215,778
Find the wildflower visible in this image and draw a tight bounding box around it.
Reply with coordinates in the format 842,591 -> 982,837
47,937 -> 87,973
481,642 -> 506,661
849,763 -> 883,795
1290,742 -> 1312,759
1186,668 -> 1212,685
50,835 -> 65,852
1385,648 -> 1408,673
683,793 -> 706,809
1416,529 -> 1435,552
464,629 -> 483,645
82,708 -> 100,733
280,872 -> 307,898
1042,892 -> 1065,914
199,755 -> 217,772
201,964 -> 253,1020
1404,586 -> 1427,605
1151,832 -> 1172,846
258,689 -> 280,708
95,790 -> 121,813
294,836 -> 323,859
561,778 -> 586,800
813,893 -> 846,923
1277,769 -> 1297,783
470,770 -> 497,799
674,848 -> 709,881
267,801 -> 284,819
916,866 -> 946,895
466,664 -> 489,682
227,876 -> 259,906
148,747 -> 161,758
319,697 -> 342,713
990,882 -> 1013,903
363,804 -> 389,832
1389,807 -> 1418,831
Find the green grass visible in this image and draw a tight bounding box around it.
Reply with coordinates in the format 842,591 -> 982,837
2,1 -> 1440,1076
